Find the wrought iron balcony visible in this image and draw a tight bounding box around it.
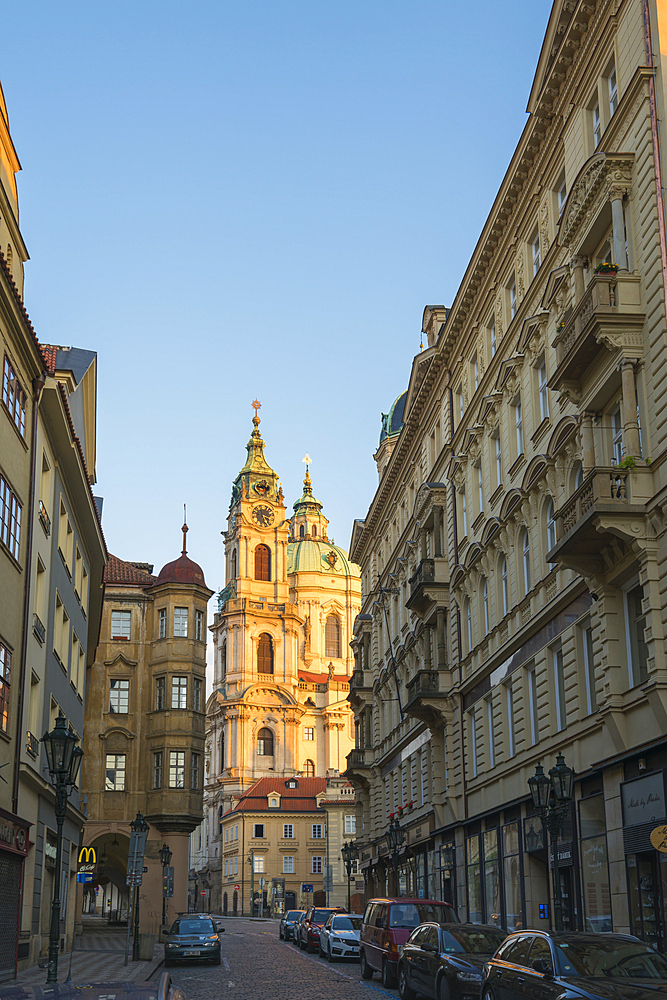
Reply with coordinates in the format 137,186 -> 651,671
26,731 -> 39,757
551,273 -> 644,394
32,612 -> 46,644
406,558 -> 448,618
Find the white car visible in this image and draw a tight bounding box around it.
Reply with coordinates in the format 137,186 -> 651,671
319,914 -> 363,962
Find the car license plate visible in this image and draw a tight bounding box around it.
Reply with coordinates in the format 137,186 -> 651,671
350,948 -> 358,954
183,950 -> 200,956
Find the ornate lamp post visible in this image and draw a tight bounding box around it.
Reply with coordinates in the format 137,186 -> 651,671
159,843 -> 172,928
386,818 -> 406,897
130,812 -> 149,960
41,717 -> 83,984
528,753 -> 575,931
341,841 -> 359,912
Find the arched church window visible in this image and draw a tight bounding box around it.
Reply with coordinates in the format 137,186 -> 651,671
299,525 -> 305,539
325,615 -> 341,658
312,525 -> 317,538
231,548 -> 237,579
257,633 -> 274,674
304,759 -> 315,777
255,544 -> 271,581
257,727 -> 274,756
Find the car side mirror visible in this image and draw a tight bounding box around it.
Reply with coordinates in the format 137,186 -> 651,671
532,958 -> 552,976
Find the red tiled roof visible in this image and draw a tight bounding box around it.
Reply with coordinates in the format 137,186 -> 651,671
105,554 -> 157,585
41,345 -> 57,374
299,670 -> 350,683
225,776 -> 327,816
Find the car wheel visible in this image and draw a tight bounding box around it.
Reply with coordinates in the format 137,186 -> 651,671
398,964 -> 416,1000
360,951 -> 374,980
438,977 -> 451,1000
382,959 -> 396,988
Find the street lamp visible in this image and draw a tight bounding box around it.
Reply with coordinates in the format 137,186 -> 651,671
528,753 -> 575,931
41,717 -> 83,983
386,818 -> 405,897
341,841 -> 359,912
159,843 -> 172,928
130,812 -> 149,960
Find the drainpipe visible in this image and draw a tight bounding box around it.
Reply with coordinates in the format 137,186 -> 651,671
12,369 -> 47,815
642,0 -> 667,315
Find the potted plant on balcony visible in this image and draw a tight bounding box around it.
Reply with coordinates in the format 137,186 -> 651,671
593,261 -> 618,275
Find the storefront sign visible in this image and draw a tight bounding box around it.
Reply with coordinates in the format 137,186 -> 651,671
621,773 -> 666,827
649,825 -> 667,853
77,846 -> 97,874
549,843 -> 573,868
0,808 -> 30,856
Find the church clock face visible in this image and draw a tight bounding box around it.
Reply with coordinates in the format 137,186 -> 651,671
252,504 -> 274,528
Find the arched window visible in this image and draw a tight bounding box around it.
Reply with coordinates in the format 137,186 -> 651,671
312,525 -> 317,538
299,524 -> 305,539
304,759 -> 315,777
573,461 -> 584,491
257,633 -> 274,674
231,548 -> 237,579
325,615 -> 341,658
221,639 -> 227,676
255,544 -> 271,581
482,577 -> 489,632
220,731 -> 225,771
546,499 -> 556,552
522,530 -> 531,594
257,728 -> 274,756
466,599 -> 472,653
500,555 -> 509,616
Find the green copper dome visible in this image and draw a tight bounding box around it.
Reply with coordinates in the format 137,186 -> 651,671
379,390 -> 407,444
287,539 -> 360,578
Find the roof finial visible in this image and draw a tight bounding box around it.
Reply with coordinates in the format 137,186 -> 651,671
302,453 -> 312,488
182,504 -> 188,556
252,398 -> 261,430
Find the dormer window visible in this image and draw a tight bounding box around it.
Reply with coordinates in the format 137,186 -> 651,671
268,796 -> 280,808
286,779 -> 298,789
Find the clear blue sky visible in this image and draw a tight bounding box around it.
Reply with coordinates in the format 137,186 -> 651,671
2,1 -> 551,594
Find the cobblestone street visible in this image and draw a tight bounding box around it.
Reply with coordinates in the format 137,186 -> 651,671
169,919 -> 397,1000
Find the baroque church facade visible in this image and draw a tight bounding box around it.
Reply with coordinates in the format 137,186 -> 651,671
203,408 -> 361,910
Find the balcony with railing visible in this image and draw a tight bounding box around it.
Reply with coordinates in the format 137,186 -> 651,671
406,557 -> 448,618
32,612 -> 46,644
26,731 -> 39,757
343,748 -> 373,785
550,272 -> 644,394
549,464 -> 653,574
404,669 -> 449,725
39,501 -> 51,536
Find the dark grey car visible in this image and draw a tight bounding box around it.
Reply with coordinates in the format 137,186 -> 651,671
164,914 -> 225,965
280,909 -> 305,941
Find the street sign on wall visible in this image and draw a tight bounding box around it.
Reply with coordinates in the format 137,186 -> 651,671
301,883 -> 313,893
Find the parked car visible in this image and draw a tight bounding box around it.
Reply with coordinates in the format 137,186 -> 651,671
482,930 -> 667,1000
299,906 -> 346,953
164,913 -> 225,965
280,908 -> 305,941
292,912 -> 306,946
319,913 -> 363,962
398,922 -> 506,1000
360,898 -> 459,988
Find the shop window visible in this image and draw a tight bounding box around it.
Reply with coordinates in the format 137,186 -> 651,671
579,794 -> 612,932
502,823 -> 523,931
466,834 -> 482,922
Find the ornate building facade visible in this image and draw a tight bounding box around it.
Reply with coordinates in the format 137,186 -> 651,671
81,529 -> 212,934
204,409 -> 361,913
346,0 -> 667,948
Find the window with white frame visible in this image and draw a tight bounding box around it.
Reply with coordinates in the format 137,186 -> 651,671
171,676 -> 187,709
303,727 -> 314,741
612,406 -> 623,465
583,624 -> 597,715
527,666 -> 539,744
514,396 -> 523,455
106,753 -> 126,790
110,610 -> 131,640
195,609 -> 204,641
312,824 -> 323,839
311,856 -> 323,874
490,320 -> 497,358
466,599 -> 472,653
169,751 -> 185,787
509,279 -> 517,319
625,582 -> 649,686
344,814 -> 356,835
473,355 -> 479,391
487,697 -> 495,768
283,856 -> 294,874
522,530 -> 531,594
156,676 -> 165,710
494,432 -> 502,487
109,678 -> 129,713
531,229 -> 541,276
193,677 -> 202,712
592,100 -> 601,148
174,607 -> 188,637
191,752 -> 200,789
153,751 -> 163,789
554,647 -> 567,731
477,465 -> 484,514
461,488 -> 468,536
283,824 -> 293,839
501,555 -> 509,616
482,577 -> 489,632
158,608 -> 166,639
254,855 -> 265,873
538,360 -> 549,421
557,174 -> 567,216
608,65 -> 618,114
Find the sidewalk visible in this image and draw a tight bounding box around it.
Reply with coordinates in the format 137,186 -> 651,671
13,922 -> 163,987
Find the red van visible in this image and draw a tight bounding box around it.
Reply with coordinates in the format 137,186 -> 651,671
359,898 -> 458,987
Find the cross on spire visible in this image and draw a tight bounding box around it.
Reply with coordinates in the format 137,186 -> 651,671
182,503 -> 188,556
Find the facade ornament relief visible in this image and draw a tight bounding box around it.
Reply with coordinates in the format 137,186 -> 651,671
539,196 -> 551,254
516,250 -> 525,300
